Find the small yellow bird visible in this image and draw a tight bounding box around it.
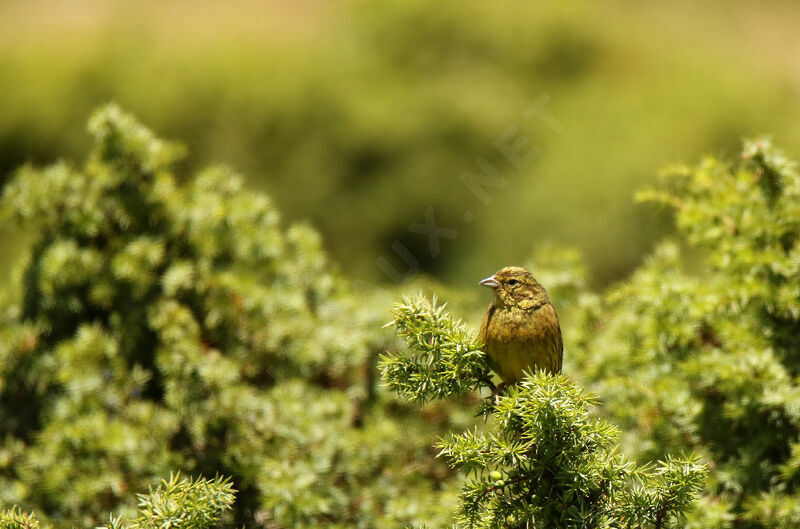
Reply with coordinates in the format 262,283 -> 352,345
479,266 -> 563,386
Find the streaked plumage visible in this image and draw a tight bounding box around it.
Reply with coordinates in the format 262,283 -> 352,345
479,266 -> 562,385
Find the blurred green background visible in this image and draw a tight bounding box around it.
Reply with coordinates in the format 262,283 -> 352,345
2,0 -> 799,287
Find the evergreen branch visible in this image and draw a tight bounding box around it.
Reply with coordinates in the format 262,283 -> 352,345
382,295 -> 707,528
0,507 -> 40,529
380,294 -> 493,403
131,473 -> 236,529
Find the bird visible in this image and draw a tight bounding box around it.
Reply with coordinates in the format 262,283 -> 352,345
478,266 -> 563,387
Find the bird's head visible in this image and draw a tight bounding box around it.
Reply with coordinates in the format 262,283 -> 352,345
480,266 -> 549,310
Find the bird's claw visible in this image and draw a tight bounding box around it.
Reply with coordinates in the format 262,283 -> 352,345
492,382 -> 508,406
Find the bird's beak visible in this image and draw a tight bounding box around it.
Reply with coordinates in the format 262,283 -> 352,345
479,275 -> 500,288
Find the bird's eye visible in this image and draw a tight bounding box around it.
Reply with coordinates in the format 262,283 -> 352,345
507,279 -> 519,286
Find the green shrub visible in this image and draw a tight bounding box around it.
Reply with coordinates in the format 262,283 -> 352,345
382,295 -> 705,528
570,139 -> 800,527
0,105 -> 459,529
3,103 -> 798,528
1,474 -> 235,529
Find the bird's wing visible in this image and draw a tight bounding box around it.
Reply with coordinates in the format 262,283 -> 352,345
542,303 -> 564,373
523,302 -> 563,374
554,317 -> 564,372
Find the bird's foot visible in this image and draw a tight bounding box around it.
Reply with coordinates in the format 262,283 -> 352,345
492,382 -> 508,405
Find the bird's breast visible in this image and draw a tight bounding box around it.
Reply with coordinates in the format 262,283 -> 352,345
483,304 -> 562,382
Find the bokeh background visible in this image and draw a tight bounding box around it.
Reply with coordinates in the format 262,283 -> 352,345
2,0 -> 800,287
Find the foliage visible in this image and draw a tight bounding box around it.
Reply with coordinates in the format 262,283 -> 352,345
121,474 -> 234,529
0,105 -> 460,529
3,2 -> 800,284
1,474 -> 235,529
380,296 -> 494,403
2,101 -> 799,529
0,507 -> 39,529
571,139 -> 800,527
382,295 -> 705,528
